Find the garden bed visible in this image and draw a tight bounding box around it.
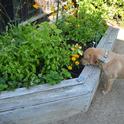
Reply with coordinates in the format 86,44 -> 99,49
0,14 -> 107,91
0,0 -> 124,123
1,0 -> 124,91
0,27 -> 120,124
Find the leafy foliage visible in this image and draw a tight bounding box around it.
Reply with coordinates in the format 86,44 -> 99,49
2,0 -> 123,91
0,22 -> 72,91
89,0 -> 124,25
57,0 -> 107,45
105,0 -> 124,26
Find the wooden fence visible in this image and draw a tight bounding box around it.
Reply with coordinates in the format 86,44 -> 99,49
0,0 -> 61,32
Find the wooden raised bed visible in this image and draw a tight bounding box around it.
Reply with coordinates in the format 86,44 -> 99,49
0,27 -> 119,124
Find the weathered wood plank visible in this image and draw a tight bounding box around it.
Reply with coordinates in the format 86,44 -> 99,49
0,95 -> 89,124
20,14 -> 47,25
0,78 -> 83,100
0,81 -> 89,113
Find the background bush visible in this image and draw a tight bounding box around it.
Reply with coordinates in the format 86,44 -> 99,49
0,22 -> 72,91
90,0 -> 124,25
57,0 -> 107,45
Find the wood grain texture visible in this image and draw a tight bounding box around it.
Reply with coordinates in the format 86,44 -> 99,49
0,27 -> 119,124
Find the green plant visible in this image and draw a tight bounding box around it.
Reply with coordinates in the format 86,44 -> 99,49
2,0 -> 122,91
91,0 -> 124,25
67,43 -> 83,70
0,22 -> 72,91
103,0 -> 124,24
56,0 -> 107,45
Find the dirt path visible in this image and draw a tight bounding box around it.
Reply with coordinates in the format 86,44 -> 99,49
54,40 -> 124,124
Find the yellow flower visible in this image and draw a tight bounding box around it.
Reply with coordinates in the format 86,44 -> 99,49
71,47 -> 76,51
72,54 -> 79,58
63,5 -> 68,10
75,43 -> 82,49
75,61 -> 80,65
71,2 -> 75,6
67,65 -> 72,70
50,5 -> 55,12
68,2 -> 74,6
33,3 -> 40,9
71,56 -> 76,61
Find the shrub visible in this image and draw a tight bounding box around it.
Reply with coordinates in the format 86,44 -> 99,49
56,0 -> 107,45
0,22 -> 72,91
90,0 -> 124,25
